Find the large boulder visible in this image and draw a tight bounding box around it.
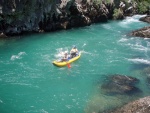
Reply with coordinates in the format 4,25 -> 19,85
140,15 -> 150,23
101,74 -> 140,95
130,26 -> 150,38
110,96 -> 150,113
109,75 -> 139,85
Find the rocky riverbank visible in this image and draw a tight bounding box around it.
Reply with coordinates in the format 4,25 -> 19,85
140,15 -> 150,23
99,74 -> 150,113
110,96 -> 150,113
130,15 -> 150,38
0,0 -> 149,37
130,26 -> 150,38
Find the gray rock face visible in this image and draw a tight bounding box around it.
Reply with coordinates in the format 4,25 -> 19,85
0,0 -> 148,36
140,15 -> 150,23
110,96 -> 150,113
130,26 -> 150,38
0,0 -> 114,36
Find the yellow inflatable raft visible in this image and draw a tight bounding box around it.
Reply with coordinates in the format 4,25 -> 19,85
53,52 -> 81,67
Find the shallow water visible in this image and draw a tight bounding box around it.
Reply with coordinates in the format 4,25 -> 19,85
0,15 -> 150,113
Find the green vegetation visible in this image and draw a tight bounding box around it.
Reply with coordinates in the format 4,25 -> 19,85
113,8 -> 123,20
113,0 -> 150,19
137,0 -> 150,14
93,0 -> 112,4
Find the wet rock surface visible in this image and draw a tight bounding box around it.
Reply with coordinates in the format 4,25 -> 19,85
140,15 -> 150,23
130,26 -> 150,38
110,96 -> 150,113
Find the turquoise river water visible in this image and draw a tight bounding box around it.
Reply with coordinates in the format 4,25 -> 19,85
0,15 -> 150,113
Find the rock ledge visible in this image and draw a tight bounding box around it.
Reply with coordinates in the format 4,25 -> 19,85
110,96 -> 150,113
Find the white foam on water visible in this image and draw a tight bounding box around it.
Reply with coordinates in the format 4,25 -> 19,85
55,48 -> 69,59
18,52 -> 26,56
128,58 -> 150,64
127,42 -> 149,52
133,44 -> 148,51
144,38 -> 150,41
132,14 -> 147,19
82,43 -> 86,47
0,99 -> 3,103
102,24 -> 112,30
10,83 -> 32,86
10,52 -> 26,61
119,17 -> 138,28
40,109 -> 48,113
118,15 -> 146,28
118,36 -> 129,42
65,105 -> 72,109
119,37 -> 150,52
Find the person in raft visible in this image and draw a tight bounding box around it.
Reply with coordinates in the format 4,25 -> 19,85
70,45 -> 78,58
61,51 -> 69,61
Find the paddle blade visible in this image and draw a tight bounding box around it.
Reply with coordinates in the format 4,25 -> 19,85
67,63 -> 71,68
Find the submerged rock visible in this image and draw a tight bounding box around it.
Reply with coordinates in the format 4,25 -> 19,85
142,66 -> 150,85
101,74 -> 140,95
110,75 -> 139,85
130,26 -> 150,38
143,66 -> 150,76
110,96 -> 150,113
0,0 -> 113,36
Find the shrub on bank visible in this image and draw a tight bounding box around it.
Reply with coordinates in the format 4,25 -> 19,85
137,0 -> 150,14
113,8 -> 124,20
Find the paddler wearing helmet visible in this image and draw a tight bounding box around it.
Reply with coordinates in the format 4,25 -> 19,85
61,51 -> 69,61
70,45 -> 78,58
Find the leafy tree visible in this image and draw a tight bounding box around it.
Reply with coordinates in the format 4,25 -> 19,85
137,0 -> 150,14
113,8 -> 124,20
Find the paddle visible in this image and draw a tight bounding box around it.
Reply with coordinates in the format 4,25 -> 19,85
67,63 -> 71,68
66,56 -> 71,68
66,58 -> 71,68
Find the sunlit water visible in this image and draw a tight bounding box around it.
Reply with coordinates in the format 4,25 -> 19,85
0,15 -> 150,113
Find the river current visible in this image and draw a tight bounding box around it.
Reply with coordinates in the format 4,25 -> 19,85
0,15 -> 150,113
